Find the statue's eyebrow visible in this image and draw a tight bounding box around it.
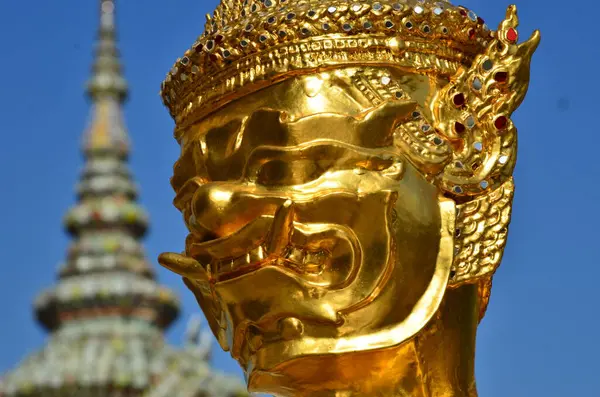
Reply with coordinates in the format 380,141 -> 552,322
241,141 -> 398,181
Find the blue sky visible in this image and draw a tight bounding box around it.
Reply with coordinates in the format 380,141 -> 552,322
0,1 -> 597,396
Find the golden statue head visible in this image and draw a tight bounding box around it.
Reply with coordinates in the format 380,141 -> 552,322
159,1 -> 539,395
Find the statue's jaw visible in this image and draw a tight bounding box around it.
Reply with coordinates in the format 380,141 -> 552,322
218,198 -> 455,390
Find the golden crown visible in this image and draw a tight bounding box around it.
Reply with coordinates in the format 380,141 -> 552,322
161,0 -> 504,129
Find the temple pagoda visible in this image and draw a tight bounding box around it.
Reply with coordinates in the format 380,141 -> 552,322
0,1 -> 247,396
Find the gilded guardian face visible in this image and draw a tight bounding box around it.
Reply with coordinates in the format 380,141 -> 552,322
159,3 -> 538,394
161,67 -> 456,380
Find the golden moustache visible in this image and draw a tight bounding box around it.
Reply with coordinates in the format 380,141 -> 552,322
158,3 -> 539,396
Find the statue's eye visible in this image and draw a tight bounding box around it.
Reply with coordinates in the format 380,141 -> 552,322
355,157 -> 396,171
255,159 -> 325,186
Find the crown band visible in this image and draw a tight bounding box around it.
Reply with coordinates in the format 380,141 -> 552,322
168,36 -> 474,135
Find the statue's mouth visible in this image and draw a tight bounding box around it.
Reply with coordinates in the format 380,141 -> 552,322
163,200 -> 357,286
159,200 -> 358,363
190,236 -> 331,281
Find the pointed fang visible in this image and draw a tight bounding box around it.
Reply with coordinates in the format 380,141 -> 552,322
158,252 -> 209,281
266,200 -> 295,256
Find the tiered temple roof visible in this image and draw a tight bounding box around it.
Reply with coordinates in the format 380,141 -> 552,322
0,1 -> 247,396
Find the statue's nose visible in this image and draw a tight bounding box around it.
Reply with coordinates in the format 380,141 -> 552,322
190,183 -> 282,239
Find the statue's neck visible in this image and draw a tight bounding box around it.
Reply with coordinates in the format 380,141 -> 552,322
412,285 -> 480,397
250,339 -> 477,397
301,336 -> 477,397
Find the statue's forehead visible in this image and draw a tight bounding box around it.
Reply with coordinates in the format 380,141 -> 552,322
180,67 -> 435,147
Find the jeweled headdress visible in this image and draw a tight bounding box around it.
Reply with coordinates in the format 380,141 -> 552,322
162,0 -> 495,126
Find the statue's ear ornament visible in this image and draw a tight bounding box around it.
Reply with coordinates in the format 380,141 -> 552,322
430,5 -> 540,198
424,6 -> 539,307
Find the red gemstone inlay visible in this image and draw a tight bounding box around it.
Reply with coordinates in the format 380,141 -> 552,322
215,34 -> 224,44
494,72 -> 508,83
468,28 -> 476,40
454,122 -> 466,134
453,93 -> 466,107
194,43 -> 204,53
494,116 -> 509,130
477,17 -> 485,25
459,8 -> 467,16
506,28 -> 518,42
